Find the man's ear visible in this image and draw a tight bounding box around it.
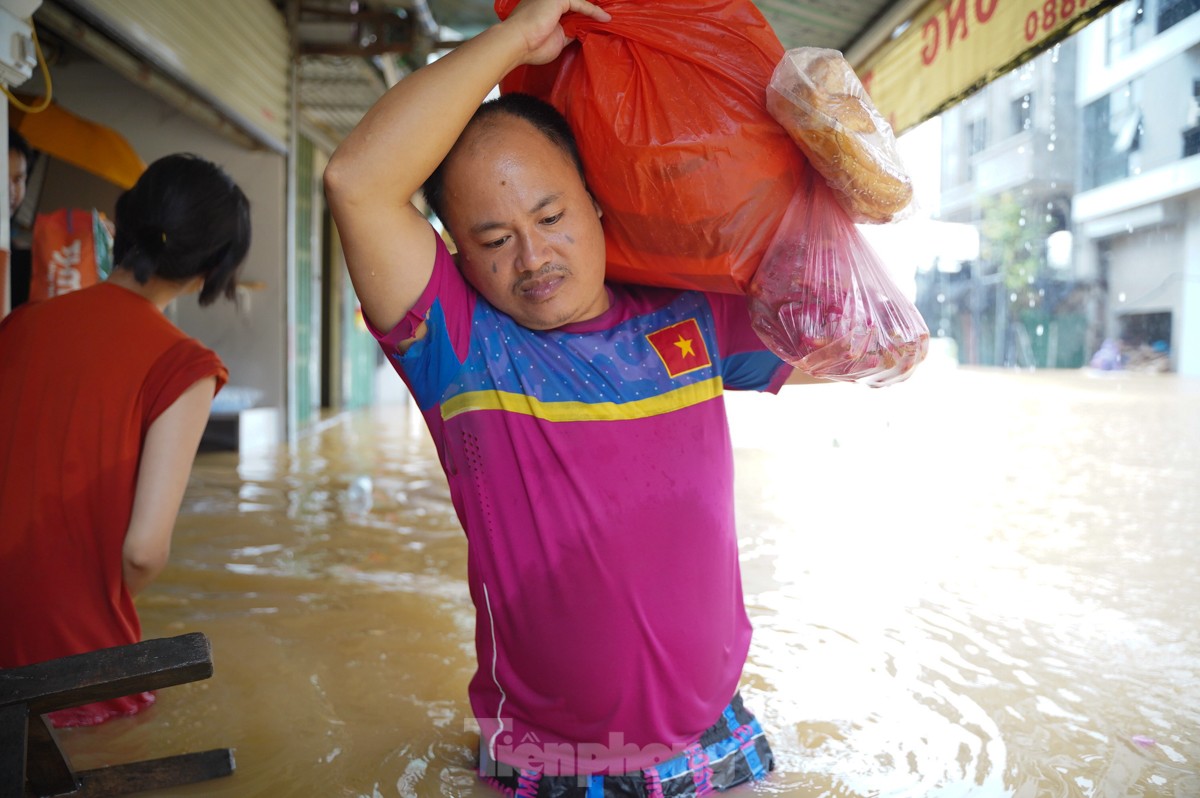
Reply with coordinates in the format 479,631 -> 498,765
590,194 -> 603,219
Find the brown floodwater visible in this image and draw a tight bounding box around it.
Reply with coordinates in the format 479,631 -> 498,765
56,364 -> 1200,797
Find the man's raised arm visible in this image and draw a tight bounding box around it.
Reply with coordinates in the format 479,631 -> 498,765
322,0 -> 611,335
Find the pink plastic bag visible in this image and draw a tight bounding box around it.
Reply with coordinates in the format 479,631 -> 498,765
747,171 -> 929,387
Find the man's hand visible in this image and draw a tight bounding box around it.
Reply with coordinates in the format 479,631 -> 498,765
504,0 -> 611,67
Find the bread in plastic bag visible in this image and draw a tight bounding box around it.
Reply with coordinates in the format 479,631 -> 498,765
748,170 -> 929,387
495,0 -> 808,294
767,47 -> 913,225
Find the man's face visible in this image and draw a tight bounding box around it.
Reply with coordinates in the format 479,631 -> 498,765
8,150 -> 27,213
441,115 -> 608,331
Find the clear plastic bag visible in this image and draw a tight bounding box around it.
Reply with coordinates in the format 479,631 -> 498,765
766,47 -> 913,225
747,171 -> 929,387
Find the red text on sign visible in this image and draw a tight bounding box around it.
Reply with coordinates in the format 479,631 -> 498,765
921,0 -> 1000,65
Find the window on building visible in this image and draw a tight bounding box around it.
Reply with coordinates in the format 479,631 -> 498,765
967,119 -> 988,156
1157,0 -> 1200,33
1106,0 -> 1144,63
1110,83 -> 1143,157
1186,80 -> 1200,157
1011,93 -> 1034,135
1113,110 -> 1143,154
1082,83 -> 1143,189
965,118 -> 988,179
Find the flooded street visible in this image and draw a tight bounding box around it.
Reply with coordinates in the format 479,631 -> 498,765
56,365 -> 1200,797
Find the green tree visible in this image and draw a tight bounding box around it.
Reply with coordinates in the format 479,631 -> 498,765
979,192 -> 1050,303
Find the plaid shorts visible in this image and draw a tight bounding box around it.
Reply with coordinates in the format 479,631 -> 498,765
480,693 -> 774,798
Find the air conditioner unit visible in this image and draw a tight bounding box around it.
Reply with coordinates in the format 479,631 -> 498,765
0,0 -> 41,88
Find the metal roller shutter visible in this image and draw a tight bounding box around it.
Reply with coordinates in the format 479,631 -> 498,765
60,0 -> 289,152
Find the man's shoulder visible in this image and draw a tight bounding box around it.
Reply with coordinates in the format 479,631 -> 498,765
604,280 -> 697,317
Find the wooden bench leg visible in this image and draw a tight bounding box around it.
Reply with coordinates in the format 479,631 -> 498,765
25,713 -> 78,796
73,749 -> 235,798
0,703 -> 30,797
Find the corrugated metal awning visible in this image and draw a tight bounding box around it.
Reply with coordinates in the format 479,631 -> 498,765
52,0 -> 291,153
297,56 -> 390,146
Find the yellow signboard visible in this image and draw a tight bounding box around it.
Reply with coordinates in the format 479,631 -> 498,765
857,0 -> 1123,134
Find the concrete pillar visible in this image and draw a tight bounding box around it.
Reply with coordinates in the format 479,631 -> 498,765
1177,194 -> 1200,376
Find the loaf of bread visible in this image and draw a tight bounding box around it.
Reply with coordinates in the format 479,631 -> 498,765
767,48 -> 913,224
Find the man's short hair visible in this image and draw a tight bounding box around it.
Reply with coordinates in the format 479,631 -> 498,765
8,129 -> 32,164
422,93 -> 586,229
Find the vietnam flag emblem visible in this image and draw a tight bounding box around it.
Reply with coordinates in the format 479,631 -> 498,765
646,318 -> 712,378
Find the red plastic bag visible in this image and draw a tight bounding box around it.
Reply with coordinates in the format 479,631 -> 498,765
495,0 -> 808,294
747,171 -> 929,387
29,208 -> 110,302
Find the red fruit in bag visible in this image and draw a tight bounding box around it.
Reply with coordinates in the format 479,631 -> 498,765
495,0 -> 809,295
747,171 -> 929,387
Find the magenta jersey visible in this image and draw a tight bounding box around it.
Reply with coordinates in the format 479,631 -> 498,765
371,231 -> 790,775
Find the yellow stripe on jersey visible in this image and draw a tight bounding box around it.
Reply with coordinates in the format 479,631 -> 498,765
441,377 -> 724,423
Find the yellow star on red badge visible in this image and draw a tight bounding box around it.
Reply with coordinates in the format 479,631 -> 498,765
646,318 -> 711,378
674,334 -> 696,358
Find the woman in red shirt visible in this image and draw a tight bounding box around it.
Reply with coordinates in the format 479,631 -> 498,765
0,153 -> 251,726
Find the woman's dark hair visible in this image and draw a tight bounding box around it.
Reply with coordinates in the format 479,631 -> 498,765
422,93 -> 586,227
113,153 -> 251,306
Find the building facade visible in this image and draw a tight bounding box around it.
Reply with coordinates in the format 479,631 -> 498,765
1073,0 -> 1200,375
928,40 -> 1085,369
926,0 -> 1200,374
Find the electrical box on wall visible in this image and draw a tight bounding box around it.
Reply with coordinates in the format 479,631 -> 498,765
0,0 -> 41,88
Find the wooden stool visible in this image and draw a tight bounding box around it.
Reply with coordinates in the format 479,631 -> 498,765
0,632 -> 234,797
